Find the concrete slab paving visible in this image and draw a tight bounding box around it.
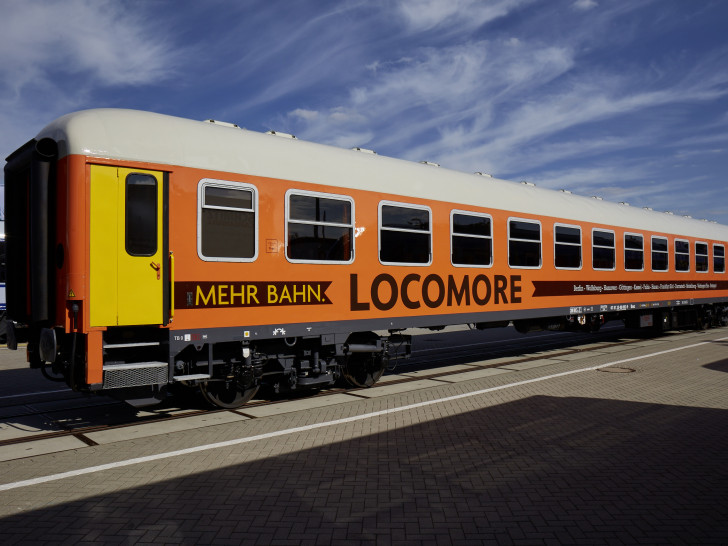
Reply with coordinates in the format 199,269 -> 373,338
400,364 -> 476,377
0,414 -> 64,441
374,373 -> 409,384
436,367 -> 513,383
85,411 -> 249,444
24,397 -> 120,413
551,351 -> 608,361
466,356 -> 525,366
626,339 -> 672,347
350,378 -> 443,398
593,343 -> 640,353
0,435 -> 88,462
498,358 -> 564,371
239,393 -> 361,418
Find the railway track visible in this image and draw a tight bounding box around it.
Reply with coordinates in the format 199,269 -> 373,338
0,323 -> 696,450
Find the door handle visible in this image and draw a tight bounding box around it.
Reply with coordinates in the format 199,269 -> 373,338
150,261 -> 161,280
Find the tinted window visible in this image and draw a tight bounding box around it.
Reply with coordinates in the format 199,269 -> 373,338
696,242 -> 709,272
675,240 -> 690,272
382,205 -> 430,231
287,193 -> 353,262
380,204 -> 431,264
205,186 -> 253,209
714,244 -> 725,273
554,225 -> 581,269
651,237 -> 668,272
289,194 -> 351,224
452,213 -> 492,266
509,220 -> 541,268
592,229 -> 615,270
126,174 -> 157,256
625,234 -> 644,271
200,182 -> 256,260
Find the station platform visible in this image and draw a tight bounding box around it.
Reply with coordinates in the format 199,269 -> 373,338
1,328 -> 727,544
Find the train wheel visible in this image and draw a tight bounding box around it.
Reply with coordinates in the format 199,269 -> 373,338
342,352 -> 386,388
200,378 -> 259,409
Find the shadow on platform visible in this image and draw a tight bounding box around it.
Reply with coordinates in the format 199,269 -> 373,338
1,393 -> 727,544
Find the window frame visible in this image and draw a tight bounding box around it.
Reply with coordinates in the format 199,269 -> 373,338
553,223 -> 582,271
285,189 -> 355,265
378,201 -> 433,266
713,243 -> 725,274
624,232 -> 645,272
450,210 -> 493,268
695,241 -> 709,273
197,179 -> 259,263
650,235 -> 669,273
592,228 -> 616,271
675,238 -> 690,272
507,217 -> 542,270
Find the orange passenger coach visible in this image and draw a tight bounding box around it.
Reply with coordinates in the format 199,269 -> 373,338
5,109 -> 728,407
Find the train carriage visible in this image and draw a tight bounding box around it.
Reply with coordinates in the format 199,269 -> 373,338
4,109 -> 728,407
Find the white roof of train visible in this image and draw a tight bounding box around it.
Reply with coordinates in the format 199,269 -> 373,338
37,108 -> 728,241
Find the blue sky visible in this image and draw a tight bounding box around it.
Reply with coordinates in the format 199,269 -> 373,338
1,0 -> 728,224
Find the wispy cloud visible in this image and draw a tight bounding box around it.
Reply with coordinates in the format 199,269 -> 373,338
393,0 -> 537,32
572,0 -> 598,11
285,2 -> 728,183
0,0 -> 179,94
0,0 -> 183,197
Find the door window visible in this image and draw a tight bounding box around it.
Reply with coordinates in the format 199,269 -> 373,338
125,173 -> 158,256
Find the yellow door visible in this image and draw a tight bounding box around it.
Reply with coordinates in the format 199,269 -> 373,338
90,165 -> 165,326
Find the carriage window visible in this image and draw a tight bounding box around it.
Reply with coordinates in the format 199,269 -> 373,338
696,242 -> 709,272
675,240 -> 690,272
508,219 -> 541,268
625,234 -> 644,271
714,244 -> 725,273
554,224 -> 581,269
379,203 -> 431,265
592,229 -> 615,270
287,191 -> 354,263
651,237 -> 668,272
198,180 -> 257,261
451,212 -> 492,267
126,174 -> 157,257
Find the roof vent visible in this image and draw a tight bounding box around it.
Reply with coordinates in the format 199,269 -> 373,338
204,119 -> 240,129
560,189 -> 572,194
474,172 -> 493,177
664,211 -> 674,215
643,207 -> 653,211
683,215 -> 693,219
591,196 -> 603,200
420,161 -> 440,167
520,181 -> 535,186
266,130 -> 297,139
352,147 -> 377,154
620,202 -> 630,206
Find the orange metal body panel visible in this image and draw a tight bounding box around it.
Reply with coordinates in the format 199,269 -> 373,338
86,329 -> 104,384
165,165 -> 727,331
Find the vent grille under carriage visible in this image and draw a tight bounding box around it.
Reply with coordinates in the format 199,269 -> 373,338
102,362 -> 168,389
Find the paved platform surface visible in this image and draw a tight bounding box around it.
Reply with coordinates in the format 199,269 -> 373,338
1,329 -> 728,544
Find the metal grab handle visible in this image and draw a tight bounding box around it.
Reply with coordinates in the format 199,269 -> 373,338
150,261 -> 161,280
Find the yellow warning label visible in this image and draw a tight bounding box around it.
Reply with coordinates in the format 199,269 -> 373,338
68,289 -> 76,298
